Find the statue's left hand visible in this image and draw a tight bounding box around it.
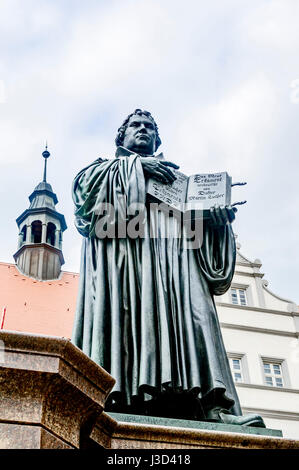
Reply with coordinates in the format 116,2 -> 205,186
209,205 -> 237,226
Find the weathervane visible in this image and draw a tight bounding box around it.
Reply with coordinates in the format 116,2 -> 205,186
42,142 -> 50,182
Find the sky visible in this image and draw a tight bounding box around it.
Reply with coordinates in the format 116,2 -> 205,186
0,0 -> 298,303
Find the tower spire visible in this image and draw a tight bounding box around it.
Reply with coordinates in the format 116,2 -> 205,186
42,143 -> 50,182
14,143 -> 67,281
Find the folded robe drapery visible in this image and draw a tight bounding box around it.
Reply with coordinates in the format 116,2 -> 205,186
71,148 -> 242,417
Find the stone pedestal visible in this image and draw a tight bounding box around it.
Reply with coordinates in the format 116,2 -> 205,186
1,331 -> 299,449
90,412 -> 299,449
0,331 -> 115,449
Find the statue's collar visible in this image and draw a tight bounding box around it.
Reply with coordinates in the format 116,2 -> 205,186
115,146 -> 164,160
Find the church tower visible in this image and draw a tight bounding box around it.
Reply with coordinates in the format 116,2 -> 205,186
13,146 -> 67,280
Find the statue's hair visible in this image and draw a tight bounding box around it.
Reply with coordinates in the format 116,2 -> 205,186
115,109 -> 162,151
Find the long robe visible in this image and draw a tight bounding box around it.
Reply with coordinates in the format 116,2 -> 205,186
71,148 -> 242,417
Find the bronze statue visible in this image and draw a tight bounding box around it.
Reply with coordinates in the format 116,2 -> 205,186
72,109 -> 265,427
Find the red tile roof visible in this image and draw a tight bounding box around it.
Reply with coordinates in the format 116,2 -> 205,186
0,262 -> 79,338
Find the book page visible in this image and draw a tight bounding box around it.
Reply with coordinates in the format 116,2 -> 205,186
146,170 -> 188,210
186,172 -> 230,210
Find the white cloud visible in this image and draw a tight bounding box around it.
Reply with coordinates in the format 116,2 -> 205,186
51,1 -> 175,102
0,80 -> 6,103
244,0 -> 299,51
170,74 -> 279,177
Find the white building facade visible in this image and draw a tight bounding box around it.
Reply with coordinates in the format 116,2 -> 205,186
217,239 -> 299,439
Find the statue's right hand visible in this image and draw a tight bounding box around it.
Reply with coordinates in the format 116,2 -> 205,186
140,157 -> 179,184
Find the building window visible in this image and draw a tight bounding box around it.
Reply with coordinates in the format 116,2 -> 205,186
231,288 -> 247,306
263,362 -> 284,387
229,357 -> 244,383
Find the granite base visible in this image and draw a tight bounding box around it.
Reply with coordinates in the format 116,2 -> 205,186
90,411 -> 299,449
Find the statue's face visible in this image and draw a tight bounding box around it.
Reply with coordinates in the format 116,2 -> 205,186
122,114 -> 156,155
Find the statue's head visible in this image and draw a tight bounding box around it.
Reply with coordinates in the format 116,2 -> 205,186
115,109 -> 162,155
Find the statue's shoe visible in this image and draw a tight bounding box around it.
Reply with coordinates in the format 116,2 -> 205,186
206,407 -> 266,428
219,411 -> 266,428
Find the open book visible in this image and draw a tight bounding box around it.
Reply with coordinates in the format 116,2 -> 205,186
115,147 -> 242,219
147,171 -> 232,218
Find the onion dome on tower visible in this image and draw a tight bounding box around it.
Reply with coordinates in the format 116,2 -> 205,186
13,145 -> 67,280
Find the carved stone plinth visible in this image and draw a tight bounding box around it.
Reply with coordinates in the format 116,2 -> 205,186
0,331 -> 115,449
90,412 -> 299,449
1,331 -> 299,450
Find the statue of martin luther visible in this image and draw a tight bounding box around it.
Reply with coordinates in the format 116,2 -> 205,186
72,109 -> 265,427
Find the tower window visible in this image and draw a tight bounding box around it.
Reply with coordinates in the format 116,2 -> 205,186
31,220 -> 42,243
46,222 -> 56,246
21,225 -> 27,243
